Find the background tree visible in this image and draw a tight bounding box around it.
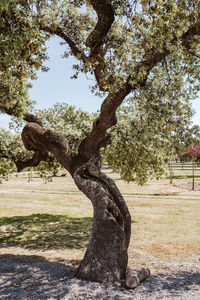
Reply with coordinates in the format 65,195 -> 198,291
1,0 -> 200,288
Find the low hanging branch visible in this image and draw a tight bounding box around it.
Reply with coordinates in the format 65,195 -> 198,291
16,151 -> 48,172
19,121 -> 73,174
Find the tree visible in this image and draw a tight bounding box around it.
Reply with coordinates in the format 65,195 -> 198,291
1,0 -> 200,287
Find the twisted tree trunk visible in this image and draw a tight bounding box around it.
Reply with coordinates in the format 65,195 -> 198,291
15,115 -> 150,287
74,163 -> 131,283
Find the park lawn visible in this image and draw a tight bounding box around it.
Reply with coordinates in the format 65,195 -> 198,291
0,170 -> 199,270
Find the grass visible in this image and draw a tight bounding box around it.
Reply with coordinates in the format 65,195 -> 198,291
0,170 -> 199,268
0,214 -> 92,250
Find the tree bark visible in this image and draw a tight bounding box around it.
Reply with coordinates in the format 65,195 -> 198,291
73,163 -> 131,283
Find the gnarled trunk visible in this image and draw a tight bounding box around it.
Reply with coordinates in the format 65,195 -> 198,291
73,163 -> 131,283
17,120 -> 150,287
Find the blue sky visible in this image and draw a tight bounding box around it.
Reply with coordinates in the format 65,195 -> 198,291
29,37 -> 103,112
0,36 -> 200,128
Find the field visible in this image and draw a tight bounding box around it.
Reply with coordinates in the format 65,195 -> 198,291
0,168 -> 199,271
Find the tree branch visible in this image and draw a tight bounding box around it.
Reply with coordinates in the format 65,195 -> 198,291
132,21 -> 200,85
181,22 -> 200,49
0,102 -> 20,116
78,82 -> 131,160
0,149 -> 11,161
87,0 -> 115,56
16,150 -> 48,172
86,1 -> 115,91
39,24 -> 87,62
79,20 -> 200,161
23,113 -> 43,126
21,122 -> 73,174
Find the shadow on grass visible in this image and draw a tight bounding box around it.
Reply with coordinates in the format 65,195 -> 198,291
151,193 -> 178,196
0,214 -> 92,250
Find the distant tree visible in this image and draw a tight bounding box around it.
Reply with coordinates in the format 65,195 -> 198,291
1,0 -> 200,287
186,144 -> 200,190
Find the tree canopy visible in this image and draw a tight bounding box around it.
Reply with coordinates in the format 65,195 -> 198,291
1,0 -> 200,166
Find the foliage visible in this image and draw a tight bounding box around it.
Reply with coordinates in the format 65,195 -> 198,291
0,0 -> 49,117
1,0 -> 200,184
27,103 -> 94,180
37,103 -> 95,152
0,129 -> 31,182
104,91 -> 194,184
0,94 -> 196,185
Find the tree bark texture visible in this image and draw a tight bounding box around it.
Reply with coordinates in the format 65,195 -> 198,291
74,163 -> 131,283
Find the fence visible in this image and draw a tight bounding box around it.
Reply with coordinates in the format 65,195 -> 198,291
168,162 -> 200,171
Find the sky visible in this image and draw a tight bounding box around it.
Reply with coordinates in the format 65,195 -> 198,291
0,36 -> 200,128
